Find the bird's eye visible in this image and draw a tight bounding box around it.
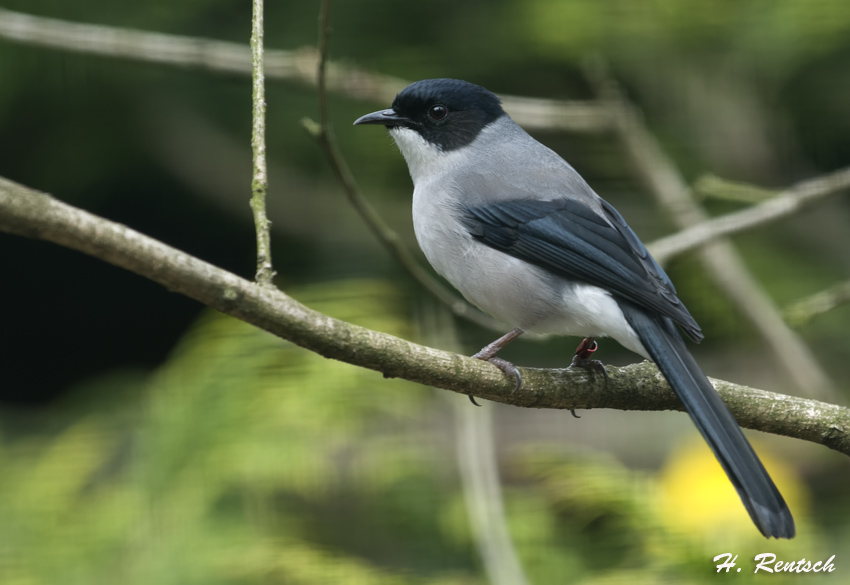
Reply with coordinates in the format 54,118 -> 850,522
428,104 -> 448,120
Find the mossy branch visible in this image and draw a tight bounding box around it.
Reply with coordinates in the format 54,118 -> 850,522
1,175 -> 848,456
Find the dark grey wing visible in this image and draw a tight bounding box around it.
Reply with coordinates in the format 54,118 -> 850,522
461,197 -> 703,342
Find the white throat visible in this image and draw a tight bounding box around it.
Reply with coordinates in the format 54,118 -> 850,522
388,127 -> 457,185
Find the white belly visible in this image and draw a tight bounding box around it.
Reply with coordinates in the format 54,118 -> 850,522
411,187 -> 648,358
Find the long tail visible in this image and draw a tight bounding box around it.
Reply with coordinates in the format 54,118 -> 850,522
620,303 -> 795,539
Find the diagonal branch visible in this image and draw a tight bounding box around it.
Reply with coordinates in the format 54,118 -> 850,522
649,166 -> 850,264
586,61 -> 839,402
784,280 -> 850,327
301,1 -> 506,333
1,176 -> 848,456
692,174 -> 779,204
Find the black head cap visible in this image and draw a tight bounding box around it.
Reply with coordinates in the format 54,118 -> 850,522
354,79 -> 506,151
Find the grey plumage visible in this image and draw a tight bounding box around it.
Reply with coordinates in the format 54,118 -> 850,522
354,78 -> 794,538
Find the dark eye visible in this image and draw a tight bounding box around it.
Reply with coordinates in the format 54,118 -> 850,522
428,104 -> 448,120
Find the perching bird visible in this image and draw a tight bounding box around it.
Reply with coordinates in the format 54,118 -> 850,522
354,78 -> 794,538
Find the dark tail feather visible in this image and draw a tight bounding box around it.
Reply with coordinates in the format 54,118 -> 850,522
620,303 -> 795,539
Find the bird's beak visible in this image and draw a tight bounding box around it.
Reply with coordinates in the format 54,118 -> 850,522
353,109 -> 409,126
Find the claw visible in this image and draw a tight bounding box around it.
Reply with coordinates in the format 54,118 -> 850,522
469,328 -> 525,402
470,357 -> 523,403
570,353 -> 610,388
468,395 -> 482,407
570,336 -> 609,389
486,357 -> 522,393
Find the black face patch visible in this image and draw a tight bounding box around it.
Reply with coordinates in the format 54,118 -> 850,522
390,79 -> 506,151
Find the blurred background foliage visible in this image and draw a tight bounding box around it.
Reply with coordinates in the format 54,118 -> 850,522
1,0 -> 849,583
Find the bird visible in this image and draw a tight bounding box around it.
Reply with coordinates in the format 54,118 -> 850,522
354,78 -> 795,539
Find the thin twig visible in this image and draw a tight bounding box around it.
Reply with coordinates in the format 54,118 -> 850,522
584,59 -> 839,402
650,166 -> 850,264
302,1 -> 507,333
693,174 -> 779,204
249,0 -> 274,285
2,175 -> 848,454
785,280 -> 850,327
0,7 -> 610,133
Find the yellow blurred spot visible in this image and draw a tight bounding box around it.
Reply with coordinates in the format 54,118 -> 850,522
657,437 -> 806,538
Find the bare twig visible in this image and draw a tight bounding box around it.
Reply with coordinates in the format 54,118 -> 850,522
2,176 -> 848,455
785,280 -> 850,327
650,166 -> 850,264
249,0 -> 274,285
585,60 -> 839,402
693,174 -> 779,204
0,7 -> 609,133
302,1 -> 506,333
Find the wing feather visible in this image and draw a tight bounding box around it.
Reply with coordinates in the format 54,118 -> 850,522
461,198 -> 703,342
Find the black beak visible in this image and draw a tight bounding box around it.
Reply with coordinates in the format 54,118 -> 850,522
353,109 -> 411,127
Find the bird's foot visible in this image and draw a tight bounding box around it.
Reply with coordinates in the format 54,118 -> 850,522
472,355 -> 523,395
468,328 -> 525,405
569,337 -> 609,387
566,337 -> 609,418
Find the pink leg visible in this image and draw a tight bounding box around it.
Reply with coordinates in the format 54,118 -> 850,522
469,328 -> 525,403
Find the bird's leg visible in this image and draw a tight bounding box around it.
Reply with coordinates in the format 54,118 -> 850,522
470,328 -> 525,403
565,337 -> 609,418
573,336 -> 598,361
570,336 -> 609,386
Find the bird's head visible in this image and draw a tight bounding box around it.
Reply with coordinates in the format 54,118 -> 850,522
354,78 -> 505,154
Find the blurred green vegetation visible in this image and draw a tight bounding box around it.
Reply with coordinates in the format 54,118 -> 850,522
1,0 -> 850,582
0,280 -> 841,584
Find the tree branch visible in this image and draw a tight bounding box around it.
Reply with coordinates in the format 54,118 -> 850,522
1,176 -> 848,455
649,166 -> 850,264
785,279 -> 850,327
693,174 -> 779,204
0,7 -> 609,133
249,0 -> 274,285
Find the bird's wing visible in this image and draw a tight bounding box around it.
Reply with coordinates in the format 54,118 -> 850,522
461,197 -> 703,342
